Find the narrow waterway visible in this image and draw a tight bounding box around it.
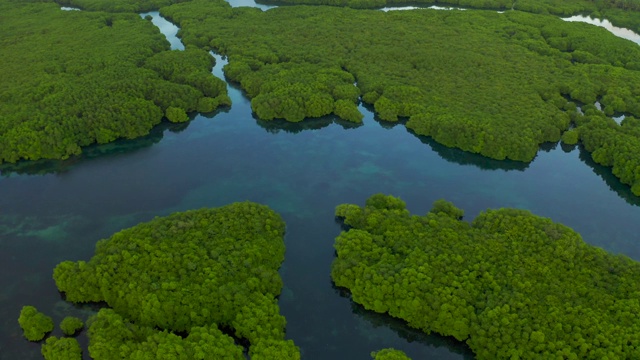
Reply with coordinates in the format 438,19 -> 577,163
5,5 -> 640,360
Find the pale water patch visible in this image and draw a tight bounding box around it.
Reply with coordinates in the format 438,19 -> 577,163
381,5 -> 465,11
613,114 -> 626,124
563,15 -> 640,44
60,6 -> 80,11
226,0 -> 277,10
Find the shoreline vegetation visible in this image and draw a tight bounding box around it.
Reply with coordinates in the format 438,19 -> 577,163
161,0 -> 640,194
332,194 -> 640,359
2,0 -> 640,195
49,202 -> 300,359
0,0 -> 229,164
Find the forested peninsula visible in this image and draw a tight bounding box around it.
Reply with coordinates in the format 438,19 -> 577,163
160,0 -> 640,194
332,194 -> 640,359
51,202 -> 300,359
0,0 -> 229,164
4,0 -> 640,195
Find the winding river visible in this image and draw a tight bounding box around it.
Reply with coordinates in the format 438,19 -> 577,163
4,4 -> 640,360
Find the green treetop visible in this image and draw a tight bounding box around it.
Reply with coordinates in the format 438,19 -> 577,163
53,202 -> 299,358
333,194 -> 640,359
59,316 -> 84,336
18,306 -> 54,342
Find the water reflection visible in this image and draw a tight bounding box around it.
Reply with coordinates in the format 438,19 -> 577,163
578,145 -> 640,207
408,130 -> 530,171
255,115 -> 362,134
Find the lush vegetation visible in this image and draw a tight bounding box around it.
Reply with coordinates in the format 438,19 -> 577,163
18,306 -> 54,342
41,337 -> 82,360
53,202 -> 299,358
87,308 -> 245,359
59,316 -> 84,336
574,109 -> 640,194
162,2 -> 640,174
332,194 -> 640,359
253,0 -> 640,32
371,348 -> 412,360
0,0 -> 228,164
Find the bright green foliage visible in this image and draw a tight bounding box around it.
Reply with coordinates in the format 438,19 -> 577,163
41,336 -> 82,360
18,306 -> 54,342
561,129 -> 579,145
249,339 -> 301,360
87,308 -> 244,360
332,194 -> 640,359
54,202 -> 299,357
0,0 -> 227,163
165,106 -> 190,123
54,203 -> 287,332
578,113 -> 640,195
60,316 -> 84,336
162,1 -> 640,167
371,348 -> 412,360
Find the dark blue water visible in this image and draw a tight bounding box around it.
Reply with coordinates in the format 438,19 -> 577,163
4,7 -> 640,360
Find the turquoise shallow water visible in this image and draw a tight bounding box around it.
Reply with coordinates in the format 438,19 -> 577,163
4,8 -> 640,360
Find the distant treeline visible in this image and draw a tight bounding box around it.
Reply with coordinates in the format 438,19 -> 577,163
254,0 -> 640,31
162,0 -> 640,193
0,0 -> 229,163
333,194 -> 640,359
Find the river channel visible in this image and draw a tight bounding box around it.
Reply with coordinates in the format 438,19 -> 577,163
2,3 -> 640,359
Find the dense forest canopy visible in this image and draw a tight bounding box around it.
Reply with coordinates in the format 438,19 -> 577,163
161,0 -> 640,193
53,202 -> 299,359
251,0 -> 640,32
0,0 -> 229,164
332,194 -> 640,359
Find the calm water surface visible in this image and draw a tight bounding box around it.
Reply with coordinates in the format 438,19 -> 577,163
4,6 -> 640,360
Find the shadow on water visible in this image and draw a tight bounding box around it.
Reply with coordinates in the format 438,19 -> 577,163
578,145 -> 640,207
254,114 -> 362,134
0,120 -> 194,177
405,128 -> 530,172
332,284 -> 476,359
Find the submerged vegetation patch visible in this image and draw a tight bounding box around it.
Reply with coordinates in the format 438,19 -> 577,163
332,194 -> 640,359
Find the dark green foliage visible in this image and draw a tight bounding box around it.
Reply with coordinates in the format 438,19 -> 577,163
0,0 -> 227,163
54,202 -> 299,357
87,308 -> 244,360
41,337 -> 82,360
371,348 -> 412,360
59,316 -> 84,336
162,1 -> 640,168
332,194 -> 640,359
18,306 -> 54,342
